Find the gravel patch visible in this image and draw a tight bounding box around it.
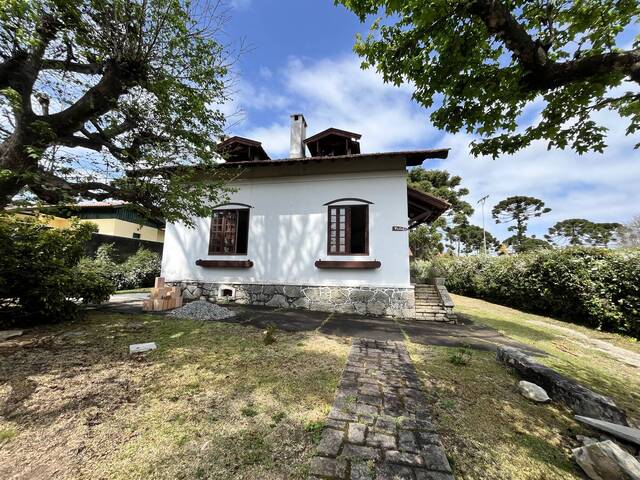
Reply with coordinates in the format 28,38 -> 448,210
168,300 -> 236,321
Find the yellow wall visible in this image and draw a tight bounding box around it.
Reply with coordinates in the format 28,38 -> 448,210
82,218 -> 164,242
17,213 -> 164,243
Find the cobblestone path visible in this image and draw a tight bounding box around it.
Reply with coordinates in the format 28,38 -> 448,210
309,339 -> 454,480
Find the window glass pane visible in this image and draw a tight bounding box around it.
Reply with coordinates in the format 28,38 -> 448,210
236,209 -> 249,254
349,205 -> 368,254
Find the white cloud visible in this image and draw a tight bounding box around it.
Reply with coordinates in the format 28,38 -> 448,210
226,53 -> 640,240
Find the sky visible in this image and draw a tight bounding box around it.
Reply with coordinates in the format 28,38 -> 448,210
220,0 -> 640,241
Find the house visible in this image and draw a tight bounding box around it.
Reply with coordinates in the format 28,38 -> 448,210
16,201 -> 165,243
161,114 -> 449,317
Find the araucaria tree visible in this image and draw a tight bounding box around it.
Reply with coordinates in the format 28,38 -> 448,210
407,168 -> 474,258
492,196 -> 551,252
1,0 -> 232,222
546,218 -> 621,247
338,0 -> 640,157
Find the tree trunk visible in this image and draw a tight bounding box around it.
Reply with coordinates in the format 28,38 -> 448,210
0,131 -> 38,207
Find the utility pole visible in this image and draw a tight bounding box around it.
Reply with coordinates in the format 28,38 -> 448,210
477,194 -> 489,255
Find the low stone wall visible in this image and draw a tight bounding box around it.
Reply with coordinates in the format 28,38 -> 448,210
167,281 -> 416,318
497,346 -> 628,425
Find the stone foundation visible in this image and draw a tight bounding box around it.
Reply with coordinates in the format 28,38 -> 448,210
167,281 -> 415,318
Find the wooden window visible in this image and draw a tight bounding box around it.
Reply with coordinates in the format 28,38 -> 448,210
328,205 -> 368,255
208,209 -> 249,255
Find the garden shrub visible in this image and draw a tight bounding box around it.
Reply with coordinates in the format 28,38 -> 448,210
81,245 -> 161,290
412,248 -> 640,339
0,215 -> 116,326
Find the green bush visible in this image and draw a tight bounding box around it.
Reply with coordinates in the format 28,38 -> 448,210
412,248 -> 640,339
0,215 -> 116,326
81,245 -> 161,290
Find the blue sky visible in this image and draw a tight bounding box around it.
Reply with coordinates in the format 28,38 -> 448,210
222,0 -> 640,241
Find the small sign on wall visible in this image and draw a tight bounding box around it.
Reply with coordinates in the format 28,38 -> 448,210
392,225 -> 408,231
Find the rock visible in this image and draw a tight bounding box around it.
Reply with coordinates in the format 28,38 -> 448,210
129,342 -> 157,354
575,416 -> 640,447
265,294 -> 288,308
573,440 -> 640,480
577,435 -> 599,446
497,346 -> 628,425
518,380 -> 550,402
0,330 -> 23,341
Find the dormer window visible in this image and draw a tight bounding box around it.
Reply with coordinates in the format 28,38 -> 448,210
305,128 -> 362,157
217,136 -> 270,162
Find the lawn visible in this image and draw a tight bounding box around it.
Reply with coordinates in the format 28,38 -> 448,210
0,312 -> 349,480
405,294 -> 640,480
408,343 -> 587,479
451,294 -> 640,425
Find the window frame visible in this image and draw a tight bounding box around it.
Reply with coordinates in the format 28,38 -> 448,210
208,208 -> 250,256
327,204 -> 369,256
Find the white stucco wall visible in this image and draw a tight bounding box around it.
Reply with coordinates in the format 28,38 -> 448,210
161,170 -> 411,288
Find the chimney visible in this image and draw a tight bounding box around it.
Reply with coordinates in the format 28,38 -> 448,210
289,113 -> 307,158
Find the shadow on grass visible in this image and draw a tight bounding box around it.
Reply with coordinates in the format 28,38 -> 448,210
0,311 -> 348,480
410,344 -> 584,480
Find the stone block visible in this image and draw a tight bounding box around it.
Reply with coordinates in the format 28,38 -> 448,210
573,440 -> 640,480
266,294 -> 288,308
497,346 -> 628,425
317,428 -> 344,456
421,444 -> 452,472
384,450 -> 424,467
129,342 -> 157,354
347,423 -> 367,444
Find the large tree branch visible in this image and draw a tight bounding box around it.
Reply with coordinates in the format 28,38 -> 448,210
469,0 -> 640,90
40,59 -> 104,75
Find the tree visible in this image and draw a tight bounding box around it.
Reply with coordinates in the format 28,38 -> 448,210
446,222 -> 499,255
0,0 -> 232,223
504,235 -> 551,252
492,196 -> 551,252
408,168 -> 473,225
409,224 -> 443,260
338,0 -> 640,157
587,222 -> 621,247
618,215 -> 640,247
546,218 -> 593,245
546,218 -> 621,247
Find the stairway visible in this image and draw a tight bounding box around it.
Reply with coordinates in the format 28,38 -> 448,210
414,284 -> 457,322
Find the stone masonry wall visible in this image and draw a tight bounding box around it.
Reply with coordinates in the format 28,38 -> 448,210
167,281 -> 416,318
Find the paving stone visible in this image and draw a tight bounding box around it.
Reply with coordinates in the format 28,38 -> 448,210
317,428 -> 344,456
421,444 -> 452,472
385,450 -> 425,467
399,430 -> 419,452
347,423 -> 367,444
367,432 -> 397,449
308,338 -> 452,479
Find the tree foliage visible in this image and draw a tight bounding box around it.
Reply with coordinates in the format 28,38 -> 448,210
503,235 -> 551,252
492,196 -> 551,252
407,168 -> 473,225
618,215 -> 640,247
409,223 -> 443,260
446,221 -> 499,255
0,0 -> 233,223
338,0 -> 640,157
546,218 -> 621,247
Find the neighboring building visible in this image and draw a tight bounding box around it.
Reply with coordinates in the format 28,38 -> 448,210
162,114 -> 449,318
17,201 -> 165,243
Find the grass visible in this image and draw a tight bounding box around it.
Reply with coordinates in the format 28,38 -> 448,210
408,343 -> 591,479
0,312 -> 349,479
452,294 -> 640,424
114,287 -> 152,294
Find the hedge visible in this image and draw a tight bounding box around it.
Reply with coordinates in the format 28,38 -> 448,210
411,248 -> 640,339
